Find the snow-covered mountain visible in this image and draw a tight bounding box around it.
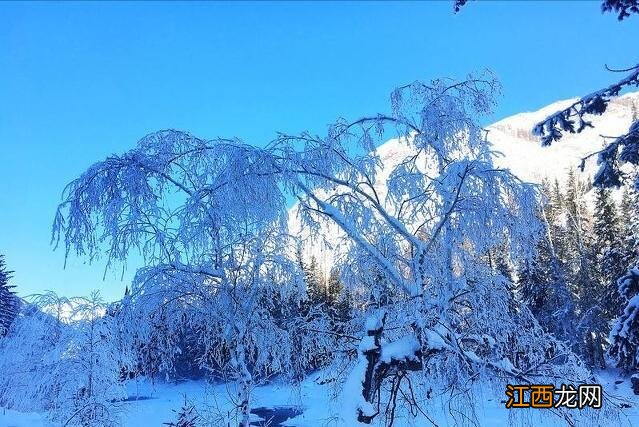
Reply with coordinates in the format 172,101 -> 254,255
489,92 -> 639,184
288,92 -> 639,275
372,92 -> 639,187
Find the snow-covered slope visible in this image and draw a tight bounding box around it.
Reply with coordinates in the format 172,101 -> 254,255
288,92 -> 639,274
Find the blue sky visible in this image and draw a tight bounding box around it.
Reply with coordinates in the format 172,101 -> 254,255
1,1 -> 637,301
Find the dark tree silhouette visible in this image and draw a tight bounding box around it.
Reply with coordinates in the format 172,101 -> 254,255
0,255 -> 19,337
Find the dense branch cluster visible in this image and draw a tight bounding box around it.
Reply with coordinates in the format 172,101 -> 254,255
602,0 -> 639,20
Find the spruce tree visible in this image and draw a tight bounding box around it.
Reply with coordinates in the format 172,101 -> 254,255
620,178 -> 639,265
518,185 -> 576,343
0,255 -> 19,337
593,186 -> 626,319
610,177 -> 639,372
302,255 -> 327,309
609,267 -> 639,372
579,186 -> 624,367
326,268 -> 352,324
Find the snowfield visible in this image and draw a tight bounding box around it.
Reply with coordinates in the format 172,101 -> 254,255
1,370 -> 637,426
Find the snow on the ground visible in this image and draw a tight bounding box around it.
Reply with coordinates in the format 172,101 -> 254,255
0,408 -> 48,427
1,370 -> 637,426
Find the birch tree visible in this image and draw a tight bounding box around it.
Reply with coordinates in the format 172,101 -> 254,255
53,73 -> 603,425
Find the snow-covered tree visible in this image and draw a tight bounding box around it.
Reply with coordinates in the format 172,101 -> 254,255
594,186 -> 626,318
61,292 -> 134,426
0,254 -> 19,337
517,214 -> 574,343
274,76 -> 606,423
327,267 -> 352,323
620,177 -> 639,263
0,293 -> 67,414
301,255 -> 327,312
572,186 -> 624,367
51,134 -> 334,426
53,73 -> 606,425
610,267 -> 639,371
525,5 -> 639,370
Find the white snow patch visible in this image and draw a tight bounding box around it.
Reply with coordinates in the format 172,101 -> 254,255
380,335 -> 420,363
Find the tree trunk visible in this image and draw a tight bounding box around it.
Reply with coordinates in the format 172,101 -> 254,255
233,344 -> 252,427
357,312 -> 423,424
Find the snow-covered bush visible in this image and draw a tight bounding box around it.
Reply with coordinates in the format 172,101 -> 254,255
0,292 -> 134,426
0,293 -> 67,414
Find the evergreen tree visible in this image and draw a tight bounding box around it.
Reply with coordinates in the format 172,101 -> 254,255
564,169 -> 593,256
0,255 -> 19,337
609,267 -> 639,372
548,179 -> 564,225
301,255 -> 327,310
593,186 -> 626,318
517,239 -> 554,329
326,268 -> 352,324
578,186 -> 624,367
518,187 -> 576,343
610,178 -> 639,372
620,177 -> 639,265
326,267 -> 342,307
489,242 -> 518,315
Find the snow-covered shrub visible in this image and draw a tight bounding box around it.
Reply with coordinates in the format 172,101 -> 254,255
0,293 -> 67,414
0,292 -> 134,426
163,395 -> 199,427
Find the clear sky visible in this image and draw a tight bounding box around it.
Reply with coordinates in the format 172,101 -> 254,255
1,1 -> 637,301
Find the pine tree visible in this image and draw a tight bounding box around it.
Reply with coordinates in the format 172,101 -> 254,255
610,177 -> 639,372
620,177 -> 639,265
0,255 -> 19,337
609,267 -> 639,372
579,186 -> 625,367
302,255 -> 327,310
518,186 -> 576,343
326,268 -> 352,324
